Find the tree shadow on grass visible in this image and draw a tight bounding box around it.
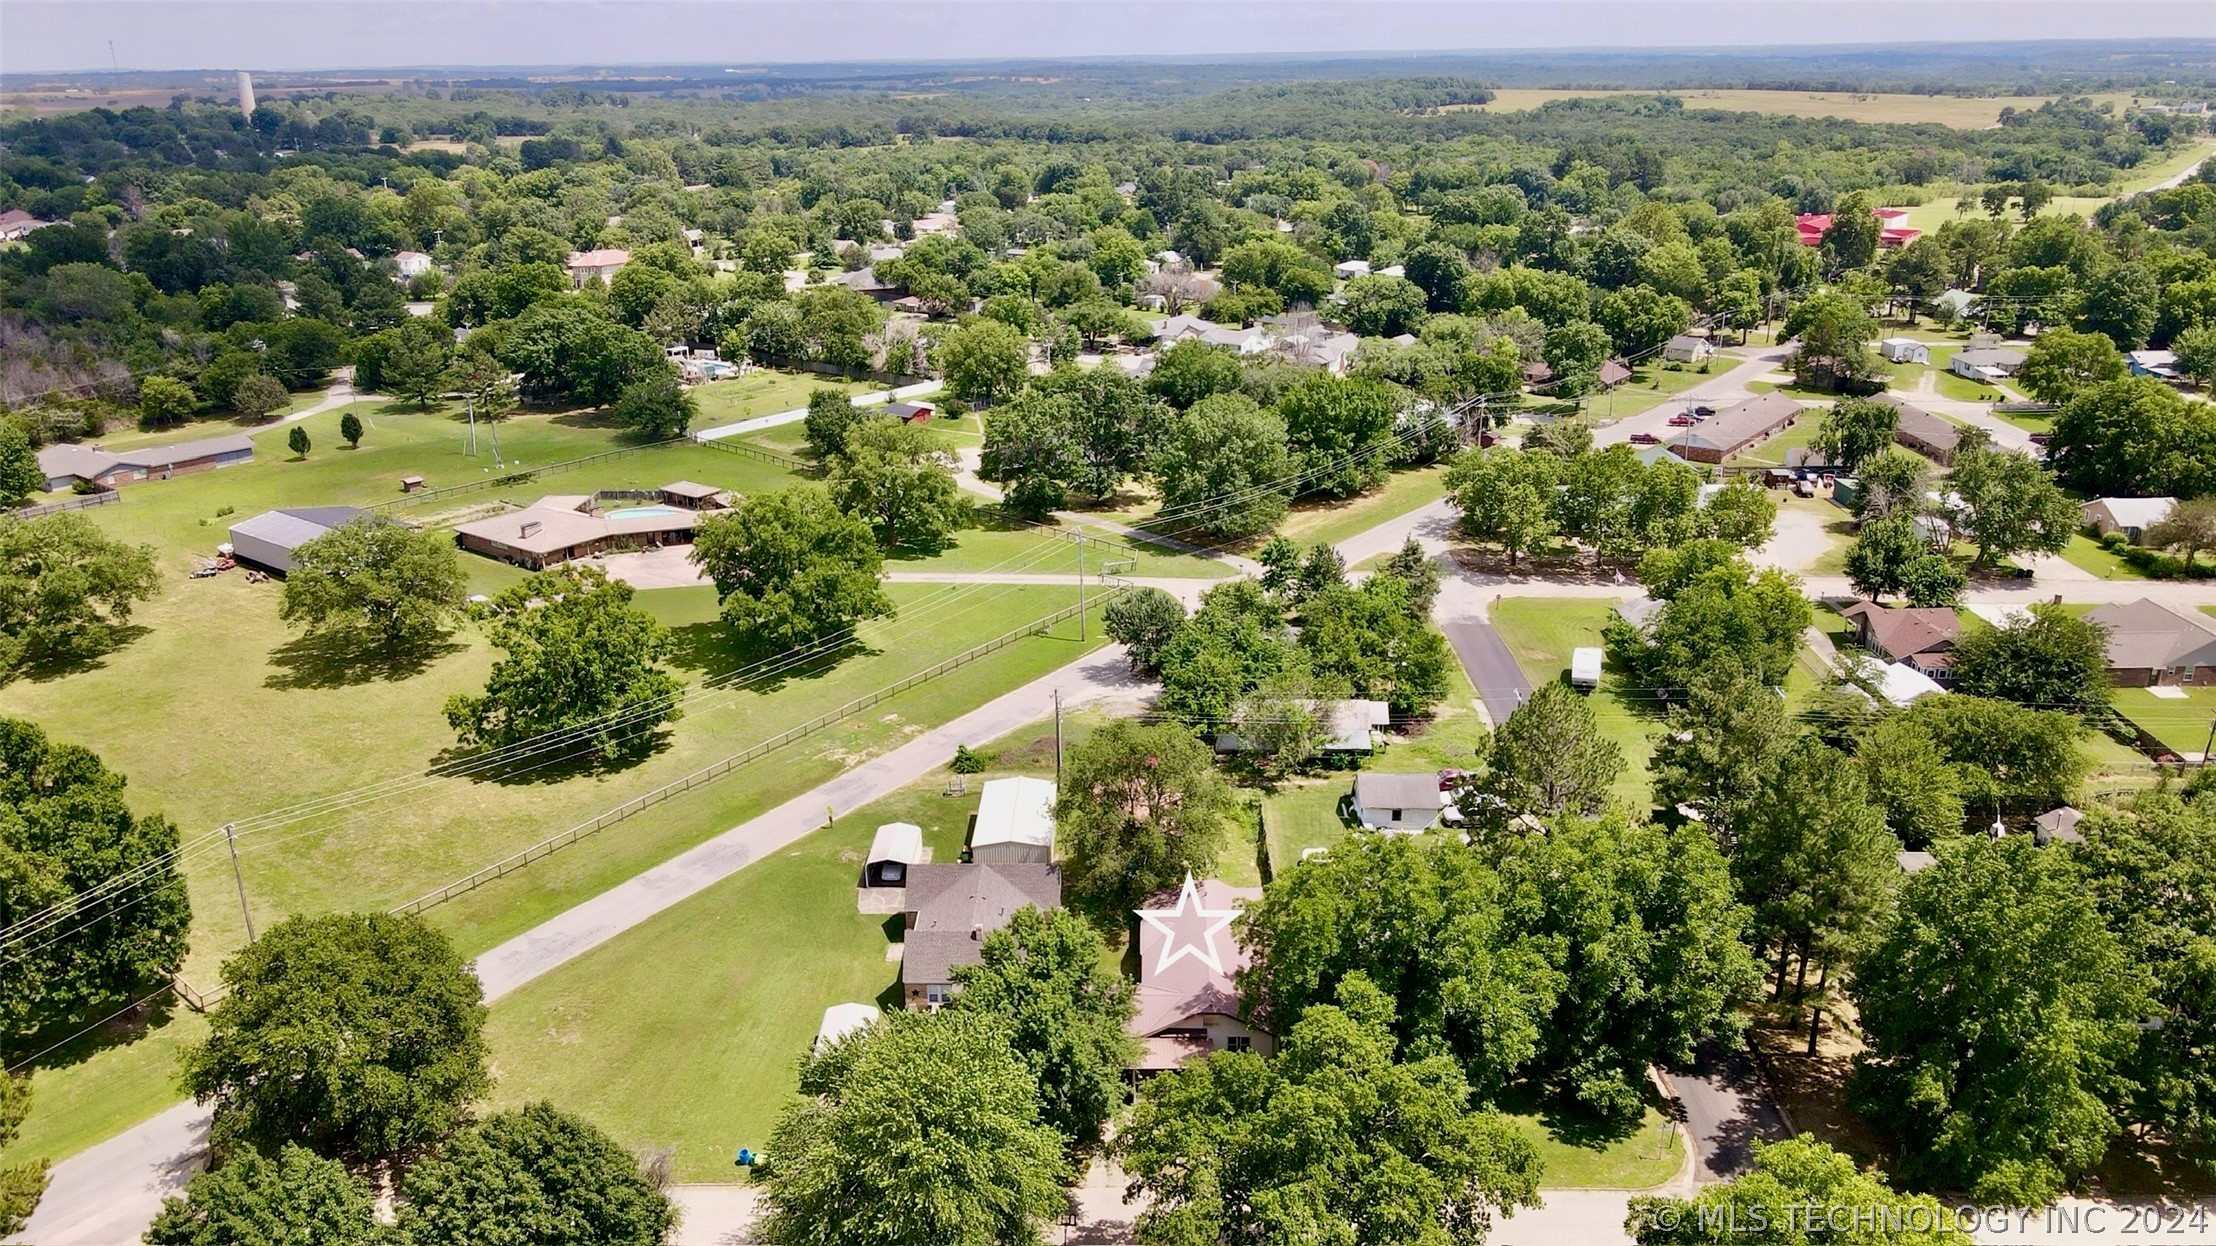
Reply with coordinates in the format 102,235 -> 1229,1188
6,987 -> 182,1077
16,625 -> 154,683
263,629 -> 465,690
426,721 -> 680,787
1494,1080 -> 1655,1151
660,619 -> 874,693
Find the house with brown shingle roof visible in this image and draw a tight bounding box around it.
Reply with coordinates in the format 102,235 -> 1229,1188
1841,601 -> 1962,667
898,862 -> 1062,1010
1127,879 -> 1272,1073
1873,395 -> 1965,467
1669,393 -> 1803,464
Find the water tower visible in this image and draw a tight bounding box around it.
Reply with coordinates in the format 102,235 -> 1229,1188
236,71 -> 256,118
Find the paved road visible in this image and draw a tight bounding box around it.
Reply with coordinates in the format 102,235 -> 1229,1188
1592,346 -> 1797,448
1670,1041 -> 1792,1185
692,379 -> 940,442
1441,618 -> 1532,726
474,643 -> 1146,999
11,644 -> 1147,1246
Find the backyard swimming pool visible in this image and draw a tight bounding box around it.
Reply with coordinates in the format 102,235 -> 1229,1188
607,505 -> 686,520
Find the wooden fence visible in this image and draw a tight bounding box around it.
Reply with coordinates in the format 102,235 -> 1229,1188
387,588 -> 1125,918
13,490 -> 118,520
694,436 -> 808,471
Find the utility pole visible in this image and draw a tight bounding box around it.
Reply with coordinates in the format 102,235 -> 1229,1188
464,392 -> 477,456
1054,689 -> 1064,787
222,822 -> 256,943
2201,717 -> 2215,767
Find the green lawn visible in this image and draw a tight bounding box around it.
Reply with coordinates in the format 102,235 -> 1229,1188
2055,533 -> 2151,581
889,516 -> 1233,579
1261,780 -> 1357,870
1274,465 -> 1449,550
3,578 -> 1114,1163
1724,416 -> 1826,470
2113,687 -> 2216,758
59,403 -> 807,561
1505,1107 -> 1684,1189
688,370 -> 875,426
482,707 -> 1257,1182
1488,598 -> 1657,806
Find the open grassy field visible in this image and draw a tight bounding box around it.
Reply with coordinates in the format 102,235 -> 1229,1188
689,371 -> 876,426
1272,465 -> 1449,550
56,404 -> 805,561
1462,88 -> 2130,129
3,557 -> 1115,1164
1893,139 -> 2214,233
1504,1105 -> 1683,1189
889,515 -> 1234,579
1487,597 -> 1656,806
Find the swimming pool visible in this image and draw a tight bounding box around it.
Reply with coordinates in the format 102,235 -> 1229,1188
606,505 -> 685,520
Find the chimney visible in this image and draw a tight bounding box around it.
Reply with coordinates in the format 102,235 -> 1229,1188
236,71 -> 256,119
519,520 -> 541,539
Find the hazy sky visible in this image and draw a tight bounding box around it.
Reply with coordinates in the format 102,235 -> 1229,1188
4,0 -> 2213,76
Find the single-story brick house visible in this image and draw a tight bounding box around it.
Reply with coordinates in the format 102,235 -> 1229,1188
38,433 -> 256,491
899,862 -> 1062,1010
2085,598 -> 2216,687
1874,395 -> 1965,467
1669,393 -> 1804,464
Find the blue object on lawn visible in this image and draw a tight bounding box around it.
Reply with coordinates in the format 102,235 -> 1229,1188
735,1147 -> 755,1166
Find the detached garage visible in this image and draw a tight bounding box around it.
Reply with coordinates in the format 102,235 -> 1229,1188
970,777 -> 1056,864
865,822 -> 924,887
227,506 -> 369,574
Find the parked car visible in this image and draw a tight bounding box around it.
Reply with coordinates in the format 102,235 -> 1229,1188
1630,432 -> 1660,445
1667,414 -> 1695,426
1691,405 -> 1715,417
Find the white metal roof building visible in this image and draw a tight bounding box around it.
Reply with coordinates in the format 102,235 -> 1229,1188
865,822 -> 924,887
227,506 -> 370,574
970,777 -> 1057,864
815,1003 -> 880,1050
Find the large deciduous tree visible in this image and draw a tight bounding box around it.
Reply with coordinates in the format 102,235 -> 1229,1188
1945,441 -> 2078,570
503,301 -> 662,407
443,565 -> 684,758
1054,719 -> 1240,923
1850,837 -> 2152,1206
1497,814 -> 1760,1119
1446,446 -> 1559,570
759,1010 -> 1069,1246
1149,394 -> 1293,539
2016,326 -> 2127,404
146,1144 -> 382,1246
1102,586 -> 1186,675
949,906 -> 1136,1150
1631,1137 -> 1970,1246
936,318 -> 1031,406
0,515 -> 159,675
180,912 -> 490,1165
2048,377 -> 2216,501
690,487 -> 893,650
397,1102 -> 675,1246
0,719 -> 189,1047
280,518 -> 467,658
608,365 -> 698,439
1274,374 -> 1401,499
1120,975 -> 1543,1246
826,417 -> 968,552
1810,396 -> 1899,472
1949,602 -> 2110,716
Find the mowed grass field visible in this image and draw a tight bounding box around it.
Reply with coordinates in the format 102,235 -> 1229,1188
2,392 -> 1131,1164
1488,597 -> 1657,806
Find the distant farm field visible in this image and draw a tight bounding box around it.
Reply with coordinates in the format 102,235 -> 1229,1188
1461,88 -> 2135,129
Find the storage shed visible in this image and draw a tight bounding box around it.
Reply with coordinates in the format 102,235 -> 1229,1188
865,822 -> 924,887
970,777 -> 1057,864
